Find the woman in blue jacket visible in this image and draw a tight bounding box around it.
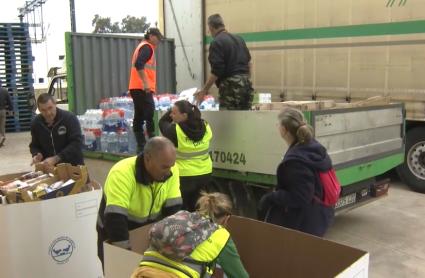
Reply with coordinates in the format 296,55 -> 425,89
259,107 -> 335,237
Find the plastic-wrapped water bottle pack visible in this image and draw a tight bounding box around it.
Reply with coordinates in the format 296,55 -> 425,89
78,90 -> 218,154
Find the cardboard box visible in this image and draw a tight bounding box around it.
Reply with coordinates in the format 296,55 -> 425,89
353,96 -> 391,107
258,93 -> 272,104
319,100 -> 337,109
253,103 -> 272,110
0,177 -> 103,277
104,216 -> 369,278
0,163 -> 88,203
270,101 -> 324,111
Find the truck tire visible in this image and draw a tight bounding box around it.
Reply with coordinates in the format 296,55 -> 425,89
397,127 -> 425,193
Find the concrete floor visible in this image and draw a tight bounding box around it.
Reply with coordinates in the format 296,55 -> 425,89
1,132 -> 425,277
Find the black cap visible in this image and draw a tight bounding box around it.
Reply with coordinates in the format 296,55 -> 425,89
145,27 -> 164,40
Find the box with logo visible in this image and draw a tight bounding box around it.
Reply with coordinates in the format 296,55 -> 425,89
0,168 -> 103,277
104,216 -> 369,278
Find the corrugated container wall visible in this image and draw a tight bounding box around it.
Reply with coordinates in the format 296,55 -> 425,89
65,32 -> 176,115
156,39 -> 177,95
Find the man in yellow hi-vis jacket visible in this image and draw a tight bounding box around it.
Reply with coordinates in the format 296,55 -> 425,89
97,137 -> 182,265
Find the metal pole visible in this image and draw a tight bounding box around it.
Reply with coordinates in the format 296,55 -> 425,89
40,2 -> 44,39
69,0 -> 76,32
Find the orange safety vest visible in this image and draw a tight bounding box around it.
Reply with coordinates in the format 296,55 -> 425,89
129,40 -> 157,92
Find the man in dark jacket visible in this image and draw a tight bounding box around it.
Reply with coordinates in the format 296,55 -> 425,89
0,80 -> 14,147
195,14 -> 253,110
29,93 -> 84,168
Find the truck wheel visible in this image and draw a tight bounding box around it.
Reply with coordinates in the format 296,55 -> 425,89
397,127 -> 425,193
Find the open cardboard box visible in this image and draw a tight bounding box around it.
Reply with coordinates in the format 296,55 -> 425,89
0,176 -> 103,278
104,216 -> 369,278
0,163 -> 89,203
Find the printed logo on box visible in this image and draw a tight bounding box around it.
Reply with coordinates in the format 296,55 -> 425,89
49,236 -> 76,264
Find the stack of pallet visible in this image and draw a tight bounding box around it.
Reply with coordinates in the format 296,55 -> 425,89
254,96 -> 391,111
0,23 -> 35,132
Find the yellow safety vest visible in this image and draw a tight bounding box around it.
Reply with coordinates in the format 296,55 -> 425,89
175,123 -> 213,177
140,227 -> 230,278
104,156 -> 182,225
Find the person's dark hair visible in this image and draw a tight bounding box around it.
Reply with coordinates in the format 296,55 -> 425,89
143,136 -> 175,156
278,107 -> 314,144
174,99 -> 203,127
37,93 -> 56,106
207,14 -> 225,30
196,191 -> 232,223
144,27 -> 164,40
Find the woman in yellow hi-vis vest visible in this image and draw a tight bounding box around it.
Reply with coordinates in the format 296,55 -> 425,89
131,192 -> 249,278
159,100 -> 213,211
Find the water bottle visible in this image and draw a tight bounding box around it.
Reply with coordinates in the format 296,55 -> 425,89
110,97 -> 117,109
119,131 -> 129,153
97,110 -> 104,129
158,95 -> 171,110
94,129 -> 102,151
200,96 -> 216,111
127,120 -> 137,154
101,131 -> 109,152
84,129 -> 96,151
108,132 -> 119,153
123,97 -> 134,119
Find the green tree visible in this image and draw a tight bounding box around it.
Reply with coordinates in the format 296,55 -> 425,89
121,15 -> 150,33
91,14 -> 121,33
91,14 -> 151,33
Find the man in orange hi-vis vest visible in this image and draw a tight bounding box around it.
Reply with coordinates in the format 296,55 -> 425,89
129,27 -> 163,152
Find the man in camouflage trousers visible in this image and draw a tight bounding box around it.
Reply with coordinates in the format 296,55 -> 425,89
195,14 -> 254,110
218,74 -> 253,110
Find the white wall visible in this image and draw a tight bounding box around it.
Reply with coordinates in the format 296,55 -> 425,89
164,0 -> 203,93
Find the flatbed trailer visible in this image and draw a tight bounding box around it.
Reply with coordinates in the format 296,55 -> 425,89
84,104 -> 404,217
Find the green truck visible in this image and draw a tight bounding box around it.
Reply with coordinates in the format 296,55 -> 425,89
48,0 -> 425,215
162,0 -> 425,194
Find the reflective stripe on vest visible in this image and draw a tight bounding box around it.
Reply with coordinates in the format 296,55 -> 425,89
103,157 -> 182,224
140,227 -> 230,278
176,149 -> 210,159
128,40 -> 157,92
141,251 -> 205,278
175,123 -> 213,177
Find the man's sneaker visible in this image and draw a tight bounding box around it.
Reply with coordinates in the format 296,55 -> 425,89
0,137 -> 5,147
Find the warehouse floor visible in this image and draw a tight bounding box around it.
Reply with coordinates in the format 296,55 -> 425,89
1,132 -> 425,277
